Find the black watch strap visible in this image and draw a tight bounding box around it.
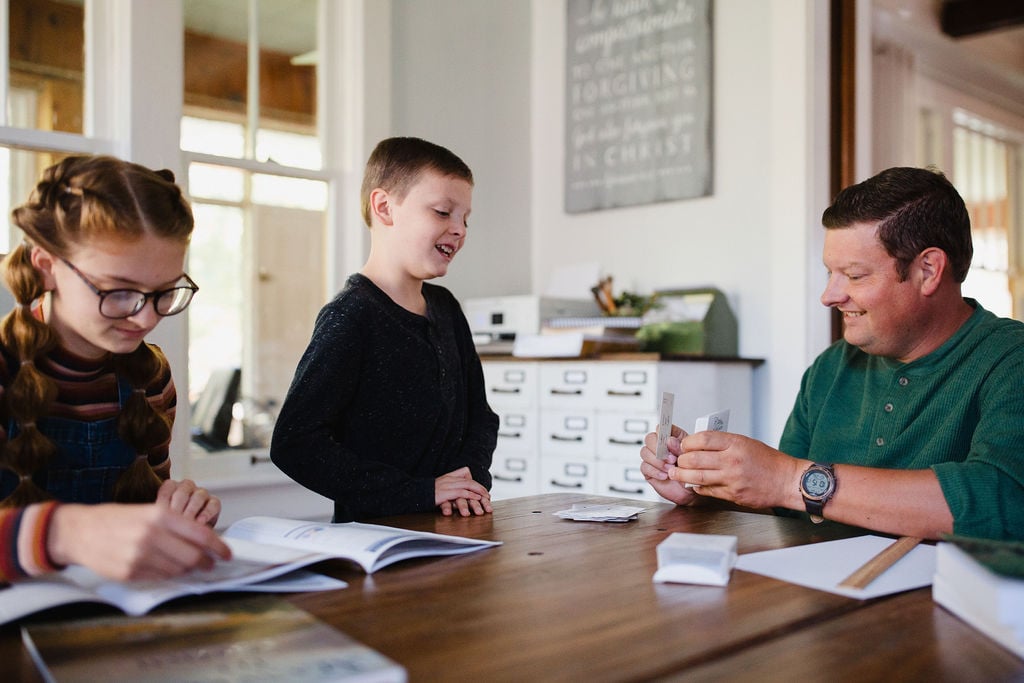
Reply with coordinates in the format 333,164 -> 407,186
800,462 -> 836,524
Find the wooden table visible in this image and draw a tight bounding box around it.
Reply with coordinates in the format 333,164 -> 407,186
3,493 -> 1022,681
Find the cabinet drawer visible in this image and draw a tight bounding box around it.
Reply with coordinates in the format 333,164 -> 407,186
483,361 -> 538,408
539,363 -> 599,407
490,452 -> 539,500
595,460 -> 663,502
539,410 -> 596,455
494,410 -> 538,453
593,362 -> 659,412
540,454 -> 595,493
596,413 -> 654,461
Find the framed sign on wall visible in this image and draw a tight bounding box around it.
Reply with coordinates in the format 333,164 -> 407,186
565,0 -> 713,213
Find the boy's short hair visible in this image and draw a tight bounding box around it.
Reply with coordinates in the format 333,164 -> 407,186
360,137 -> 474,227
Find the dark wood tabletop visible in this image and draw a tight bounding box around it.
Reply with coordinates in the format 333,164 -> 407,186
3,493 -> 1022,681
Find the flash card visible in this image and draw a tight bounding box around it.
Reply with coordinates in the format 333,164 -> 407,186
685,409 -> 731,488
656,392 -> 675,460
694,408 -> 730,434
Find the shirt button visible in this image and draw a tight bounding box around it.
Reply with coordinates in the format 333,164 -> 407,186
898,377 -> 909,386
884,403 -> 894,412
876,437 -> 885,446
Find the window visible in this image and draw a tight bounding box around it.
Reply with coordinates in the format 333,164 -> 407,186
953,114 -> 1016,319
6,0 -> 85,135
919,103 -> 1023,320
182,0 -> 329,455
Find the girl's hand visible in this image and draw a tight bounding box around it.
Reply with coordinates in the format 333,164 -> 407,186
156,478 -> 221,527
47,503 -> 232,581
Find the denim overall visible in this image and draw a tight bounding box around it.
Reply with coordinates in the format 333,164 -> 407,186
0,375 -> 136,504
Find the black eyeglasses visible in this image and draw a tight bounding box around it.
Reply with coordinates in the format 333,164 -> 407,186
61,258 -> 199,319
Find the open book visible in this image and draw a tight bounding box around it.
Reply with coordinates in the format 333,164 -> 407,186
0,516 -> 500,624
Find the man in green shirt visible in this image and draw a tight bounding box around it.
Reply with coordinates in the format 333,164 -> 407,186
641,167 -> 1024,541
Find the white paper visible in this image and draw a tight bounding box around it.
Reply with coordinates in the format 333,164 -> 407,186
735,535 -> 936,600
553,503 -> 646,522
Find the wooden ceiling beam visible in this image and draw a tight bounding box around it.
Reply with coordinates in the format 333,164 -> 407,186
940,0 -> 1024,38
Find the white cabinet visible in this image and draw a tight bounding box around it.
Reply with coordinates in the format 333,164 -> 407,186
483,357 -> 757,502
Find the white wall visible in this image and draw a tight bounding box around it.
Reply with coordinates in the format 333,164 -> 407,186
387,0 -> 833,444
390,0 -> 533,299
530,0 -> 833,442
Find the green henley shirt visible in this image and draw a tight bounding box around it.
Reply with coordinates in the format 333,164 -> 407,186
780,300 -> 1024,540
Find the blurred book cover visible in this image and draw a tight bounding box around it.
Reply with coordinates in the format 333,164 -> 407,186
21,595 -> 406,682
933,536 -> 1024,660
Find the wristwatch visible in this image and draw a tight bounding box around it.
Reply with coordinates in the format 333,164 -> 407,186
799,463 -> 836,523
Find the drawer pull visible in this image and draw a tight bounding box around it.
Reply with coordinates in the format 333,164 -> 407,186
550,480 -> 583,489
493,474 -> 523,483
550,388 -> 583,396
498,431 -> 522,439
608,437 -> 643,446
609,485 -> 644,495
550,434 -> 583,442
250,454 -> 272,465
492,387 -> 521,394
607,390 -> 642,397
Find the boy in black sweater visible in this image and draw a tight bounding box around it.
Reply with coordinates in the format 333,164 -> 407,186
271,137 -> 497,522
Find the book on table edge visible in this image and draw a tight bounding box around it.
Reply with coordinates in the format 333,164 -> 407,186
21,594 -> 407,682
0,516 -> 501,625
932,538 -> 1024,660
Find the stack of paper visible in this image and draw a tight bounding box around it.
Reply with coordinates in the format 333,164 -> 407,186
553,504 -> 646,522
653,533 -> 737,586
933,537 -> 1024,659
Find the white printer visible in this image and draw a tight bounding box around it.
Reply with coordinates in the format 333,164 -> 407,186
464,295 -> 600,349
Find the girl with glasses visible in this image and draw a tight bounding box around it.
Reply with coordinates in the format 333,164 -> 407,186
0,155 -> 230,582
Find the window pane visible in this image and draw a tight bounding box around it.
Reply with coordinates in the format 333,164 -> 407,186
187,164 -> 328,453
257,0 -> 318,165
252,173 -> 326,210
256,128 -> 321,169
188,202 -> 244,409
954,118 -> 1013,319
7,0 -> 85,133
183,0 -> 317,163
189,162 -> 246,203
181,115 -> 245,158
0,147 -> 67,253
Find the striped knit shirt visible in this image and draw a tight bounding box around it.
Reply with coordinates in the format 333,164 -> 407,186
0,343 -> 177,581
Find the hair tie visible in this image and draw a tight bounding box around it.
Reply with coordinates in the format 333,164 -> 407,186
19,474 -> 32,483
20,359 -> 33,367
133,388 -> 147,396
20,420 -> 36,429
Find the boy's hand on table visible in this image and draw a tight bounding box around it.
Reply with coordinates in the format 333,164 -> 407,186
435,467 -> 493,517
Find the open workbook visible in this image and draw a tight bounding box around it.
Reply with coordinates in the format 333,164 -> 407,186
0,516 -> 501,624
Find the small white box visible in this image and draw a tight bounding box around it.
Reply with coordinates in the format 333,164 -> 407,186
653,532 -> 738,586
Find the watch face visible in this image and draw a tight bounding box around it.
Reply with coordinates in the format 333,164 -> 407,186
803,470 -> 832,497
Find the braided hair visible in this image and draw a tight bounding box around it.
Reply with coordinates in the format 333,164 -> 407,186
0,155 -> 194,507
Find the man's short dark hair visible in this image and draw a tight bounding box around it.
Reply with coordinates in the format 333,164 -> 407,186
821,167 -> 973,282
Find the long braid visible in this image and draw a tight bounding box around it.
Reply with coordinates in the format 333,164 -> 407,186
0,155 -> 194,507
111,344 -> 171,503
0,245 -> 60,507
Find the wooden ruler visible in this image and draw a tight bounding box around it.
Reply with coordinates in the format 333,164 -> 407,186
838,536 -> 923,590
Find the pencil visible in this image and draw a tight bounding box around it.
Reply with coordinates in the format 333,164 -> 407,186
837,536 -> 922,590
